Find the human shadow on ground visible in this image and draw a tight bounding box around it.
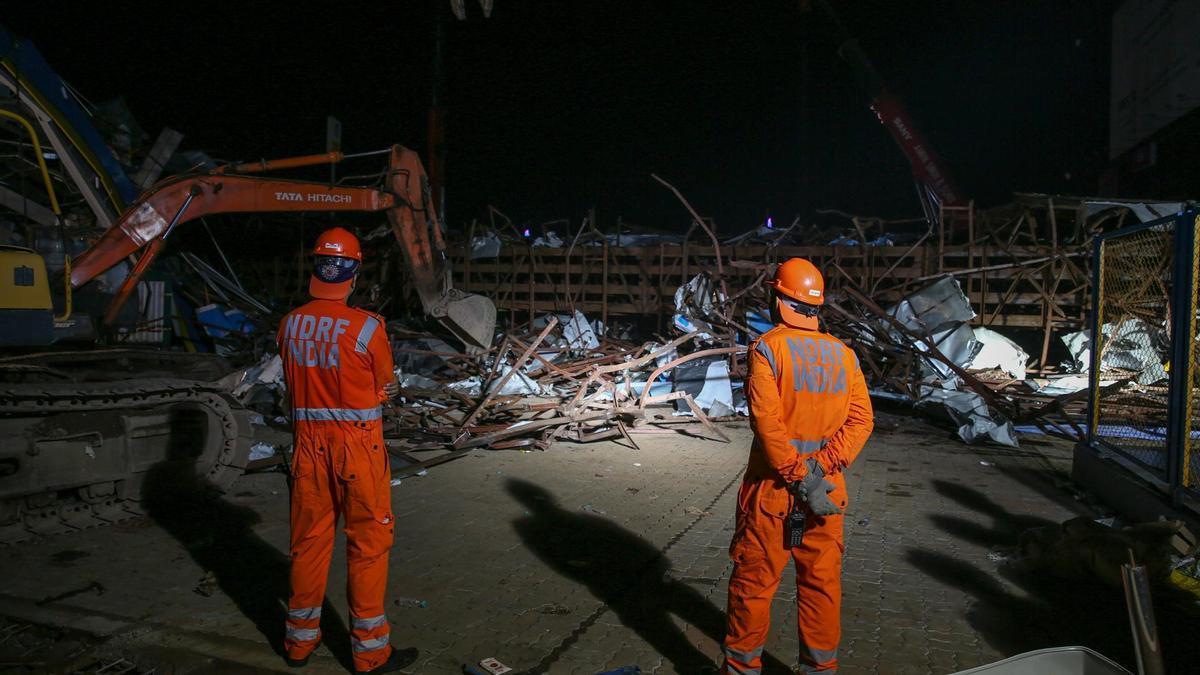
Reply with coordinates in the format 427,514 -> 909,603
140,408 -> 354,671
909,475 -> 1200,671
507,478 -> 793,674
926,479 -> 1059,549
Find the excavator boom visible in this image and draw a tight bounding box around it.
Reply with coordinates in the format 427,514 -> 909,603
69,145 -> 495,350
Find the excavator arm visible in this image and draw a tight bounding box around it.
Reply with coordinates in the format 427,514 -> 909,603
69,145 -> 496,350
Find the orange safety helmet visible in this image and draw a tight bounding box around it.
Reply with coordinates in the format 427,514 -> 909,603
767,257 -> 824,329
309,227 -> 362,300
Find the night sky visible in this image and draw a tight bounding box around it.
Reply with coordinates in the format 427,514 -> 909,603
6,1 -> 1115,233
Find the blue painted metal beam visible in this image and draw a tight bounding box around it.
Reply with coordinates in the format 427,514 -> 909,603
0,23 -> 138,210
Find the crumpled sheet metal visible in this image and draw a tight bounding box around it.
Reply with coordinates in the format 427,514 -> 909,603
487,364 -> 544,396
230,353 -> 283,398
559,310 -> 600,350
916,385 -> 1018,447
966,327 -> 1028,380
671,355 -> 735,418
889,276 -> 976,334
673,273 -> 724,342
918,322 -> 980,380
1061,318 -> 1167,385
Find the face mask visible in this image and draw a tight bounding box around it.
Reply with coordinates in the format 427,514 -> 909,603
314,255 -> 360,283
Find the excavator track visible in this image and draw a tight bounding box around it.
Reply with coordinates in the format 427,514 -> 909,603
0,378 -> 255,544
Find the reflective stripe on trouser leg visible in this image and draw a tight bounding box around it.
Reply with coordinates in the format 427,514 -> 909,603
796,645 -> 839,674
344,434 -> 395,672
287,626 -> 320,642
353,614 -> 388,631
286,606 -> 323,645
353,631 -> 391,653
723,483 -> 790,675
722,644 -> 764,674
792,504 -> 844,672
288,606 -> 322,621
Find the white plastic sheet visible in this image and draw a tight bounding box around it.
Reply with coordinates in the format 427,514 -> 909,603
248,442 -> 277,462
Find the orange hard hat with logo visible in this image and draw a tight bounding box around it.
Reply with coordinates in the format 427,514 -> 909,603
309,227 -> 362,300
767,257 -> 824,329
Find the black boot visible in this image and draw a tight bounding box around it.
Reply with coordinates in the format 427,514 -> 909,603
356,647 -> 419,674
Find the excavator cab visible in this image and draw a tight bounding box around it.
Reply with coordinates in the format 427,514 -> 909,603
0,245 -> 54,346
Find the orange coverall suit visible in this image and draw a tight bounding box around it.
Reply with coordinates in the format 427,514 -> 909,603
277,299 -> 396,671
723,324 -> 873,674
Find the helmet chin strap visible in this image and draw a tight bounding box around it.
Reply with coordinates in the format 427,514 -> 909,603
782,295 -> 820,317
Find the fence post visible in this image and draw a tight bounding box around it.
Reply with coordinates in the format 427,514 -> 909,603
1167,211 -> 1199,503
1087,235 -> 1105,448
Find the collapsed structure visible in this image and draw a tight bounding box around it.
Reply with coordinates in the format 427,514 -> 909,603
0,18 -> 1194,560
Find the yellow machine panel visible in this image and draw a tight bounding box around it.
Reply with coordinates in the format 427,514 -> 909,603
0,246 -> 52,310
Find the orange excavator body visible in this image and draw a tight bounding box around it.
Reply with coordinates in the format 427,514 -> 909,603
69,145 -> 494,350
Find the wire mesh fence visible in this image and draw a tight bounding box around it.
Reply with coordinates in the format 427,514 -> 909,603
1091,221 -> 1176,476
1183,216 -> 1200,492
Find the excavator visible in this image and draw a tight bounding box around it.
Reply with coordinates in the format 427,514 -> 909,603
0,25 -> 495,543
0,146 -> 496,543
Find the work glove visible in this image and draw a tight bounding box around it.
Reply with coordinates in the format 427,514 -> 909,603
790,458 -> 842,516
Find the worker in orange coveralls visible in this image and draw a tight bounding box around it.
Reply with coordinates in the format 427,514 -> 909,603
277,227 -> 418,673
722,258 -> 874,674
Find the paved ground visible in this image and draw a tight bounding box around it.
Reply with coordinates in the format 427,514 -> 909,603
0,411 -> 1186,673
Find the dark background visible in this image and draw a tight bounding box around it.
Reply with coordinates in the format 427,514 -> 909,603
5,1 -> 1116,232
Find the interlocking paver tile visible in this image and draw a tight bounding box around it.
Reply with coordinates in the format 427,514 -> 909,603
0,412 -> 1173,673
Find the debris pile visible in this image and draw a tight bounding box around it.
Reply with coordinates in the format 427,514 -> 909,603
367,314 -> 744,478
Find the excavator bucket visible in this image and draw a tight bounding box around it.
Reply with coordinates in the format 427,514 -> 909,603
441,291 -> 497,353
385,146 -> 497,352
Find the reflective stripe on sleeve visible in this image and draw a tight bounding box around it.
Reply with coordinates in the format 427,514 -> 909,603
356,316 -> 379,354
293,407 -> 382,422
754,340 -> 778,378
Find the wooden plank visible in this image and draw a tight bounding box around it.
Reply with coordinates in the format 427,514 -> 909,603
447,237 -> 1090,330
